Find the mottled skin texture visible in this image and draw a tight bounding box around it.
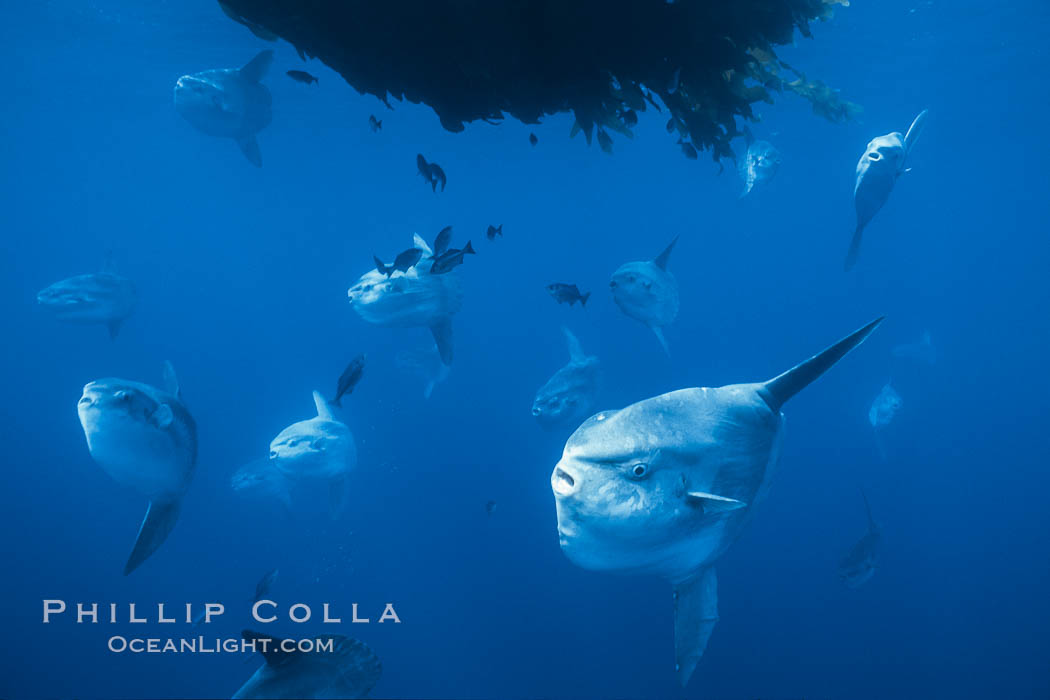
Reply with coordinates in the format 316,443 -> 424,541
554,384 -> 780,580
233,633 -> 381,699
532,329 -> 600,431
174,50 -> 273,165
37,272 -> 136,330
739,138 -> 782,197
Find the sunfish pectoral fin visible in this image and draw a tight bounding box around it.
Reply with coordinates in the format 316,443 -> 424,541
562,326 -> 585,362
107,319 -> 122,340
903,109 -> 928,157
844,223 -> 864,271
651,325 -> 671,356
653,235 -> 679,270
430,319 -> 454,366
686,491 -> 746,513
760,316 -> 884,412
236,134 -> 262,167
312,390 -> 335,421
124,498 -> 181,576
239,49 -> 274,82
673,567 -> 718,687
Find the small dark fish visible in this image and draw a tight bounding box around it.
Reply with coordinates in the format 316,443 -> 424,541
375,248 -> 423,277
368,114 -> 382,132
486,500 -> 497,515
286,70 -> 317,85
429,241 -> 476,275
433,226 -> 453,257
596,129 -> 613,155
416,154 -> 447,192
332,354 -> 366,407
622,109 -> 638,128
429,162 -> 447,192
529,133 -> 538,146
547,283 -> 590,307
252,568 -> 279,603
678,139 -> 698,160
486,224 -> 502,241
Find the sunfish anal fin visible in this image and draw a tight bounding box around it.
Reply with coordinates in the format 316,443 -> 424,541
124,498 -> 181,576
430,319 -> 454,366
651,325 -> 670,356
236,134 -> 262,167
673,567 -> 718,687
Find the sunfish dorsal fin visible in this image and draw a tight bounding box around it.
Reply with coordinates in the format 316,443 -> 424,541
760,317 -> 884,412
412,233 -> 434,257
239,50 -> 273,82
312,390 -> 335,421
653,235 -> 679,271
673,567 -> 718,687
162,361 -> 180,399
430,318 -> 454,366
562,327 -> 585,362
903,109 -> 928,158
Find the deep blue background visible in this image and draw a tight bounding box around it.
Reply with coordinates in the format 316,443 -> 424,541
1,1 -> 1048,698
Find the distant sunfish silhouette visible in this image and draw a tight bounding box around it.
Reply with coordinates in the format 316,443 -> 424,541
892,330 -> 936,366
174,50 -> 274,166
610,236 -> 679,355
838,488 -> 881,588
233,630 -> 381,699
532,327 -> 600,431
738,128 -> 782,198
77,362 -> 197,575
552,317 -> 882,685
37,255 -> 136,339
846,109 -> 928,270
868,383 -> 902,462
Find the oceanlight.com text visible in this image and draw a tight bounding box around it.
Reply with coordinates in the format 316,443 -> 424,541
107,635 -> 334,654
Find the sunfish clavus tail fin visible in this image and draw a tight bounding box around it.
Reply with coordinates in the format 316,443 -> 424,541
124,498 -> 181,575
673,567 -> 718,687
760,316 -> 884,412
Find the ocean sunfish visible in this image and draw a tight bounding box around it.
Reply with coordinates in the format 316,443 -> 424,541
174,50 -> 274,166
37,256 -> 136,339
552,317 -> 883,685
837,488 -> 881,588
610,236 -> 679,355
269,391 -> 356,515
532,327 -> 600,431
846,109 -> 928,270
892,330 -> 935,366
232,630 -> 381,699
348,233 -> 463,366
77,361 -> 197,575
738,128 -> 782,198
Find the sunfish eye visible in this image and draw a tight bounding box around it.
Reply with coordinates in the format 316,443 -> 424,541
269,450 -> 278,459
629,463 -> 649,479
869,152 -> 881,161
114,390 -> 130,401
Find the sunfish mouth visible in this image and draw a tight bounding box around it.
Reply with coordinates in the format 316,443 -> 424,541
552,466 -> 575,496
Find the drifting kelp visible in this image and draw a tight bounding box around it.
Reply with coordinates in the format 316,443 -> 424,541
217,0 -> 859,161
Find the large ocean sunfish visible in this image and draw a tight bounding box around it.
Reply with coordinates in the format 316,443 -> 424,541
174,50 -> 274,166
551,317 -> 883,685
37,256 -> 136,339
846,109 -> 928,270
77,362 -> 197,575
348,234 -> 463,366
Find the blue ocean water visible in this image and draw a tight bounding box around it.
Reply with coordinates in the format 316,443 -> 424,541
2,1 -> 1049,698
